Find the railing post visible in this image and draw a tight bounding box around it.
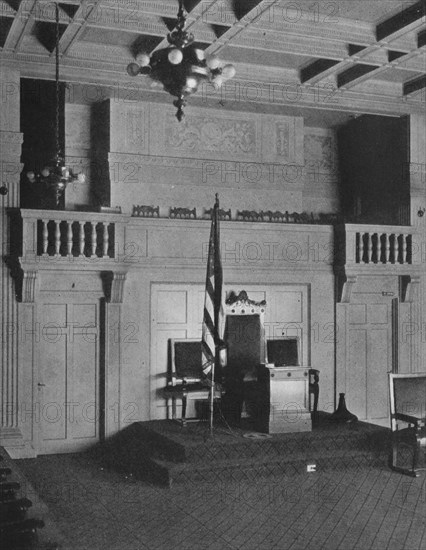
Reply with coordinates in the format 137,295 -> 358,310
384,233 -> 390,263
402,234 -> 408,264
42,219 -> 49,256
103,223 -> 109,257
366,233 -> 372,263
393,233 -> 398,264
358,232 -> 364,263
79,221 -> 85,257
54,220 -> 61,256
91,222 -> 97,257
67,221 -> 73,256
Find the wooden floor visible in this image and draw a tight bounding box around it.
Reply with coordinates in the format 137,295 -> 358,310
17,450 -> 426,550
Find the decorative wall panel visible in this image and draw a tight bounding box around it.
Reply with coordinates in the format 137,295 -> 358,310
164,115 -> 257,159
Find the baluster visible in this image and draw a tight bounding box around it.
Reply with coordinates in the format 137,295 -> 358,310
91,222 -> 97,257
366,233 -> 372,263
103,222 -> 109,257
393,233 -> 398,263
79,221 -> 85,256
402,234 -> 408,264
357,232 -> 364,263
54,220 -> 61,256
42,219 -> 49,256
67,221 -> 73,256
385,233 -> 390,263
373,233 -> 379,263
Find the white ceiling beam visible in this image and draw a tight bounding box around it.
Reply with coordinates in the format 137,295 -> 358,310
3,0 -> 38,53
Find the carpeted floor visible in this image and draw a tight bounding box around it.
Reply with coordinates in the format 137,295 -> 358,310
17,450 -> 426,550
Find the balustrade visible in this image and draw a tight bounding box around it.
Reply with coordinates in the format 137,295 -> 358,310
20,209 -> 126,261
342,224 -> 415,266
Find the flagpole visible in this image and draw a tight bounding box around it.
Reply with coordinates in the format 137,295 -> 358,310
209,193 -> 219,437
209,358 -> 215,437
201,193 -> 222,437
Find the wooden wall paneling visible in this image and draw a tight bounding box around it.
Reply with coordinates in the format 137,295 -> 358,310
347,328 -> 367,419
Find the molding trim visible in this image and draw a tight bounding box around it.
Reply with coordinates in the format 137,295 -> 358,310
102,272 -> 127,304
338,273 -> 358,303
21,270 -> 37,303
400,274 -> 421,303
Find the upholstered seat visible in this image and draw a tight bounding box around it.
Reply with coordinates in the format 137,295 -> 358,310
165,339 -> 220,426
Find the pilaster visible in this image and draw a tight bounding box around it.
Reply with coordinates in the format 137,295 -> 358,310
0,66 -> 29,456
103,272 -> 127,438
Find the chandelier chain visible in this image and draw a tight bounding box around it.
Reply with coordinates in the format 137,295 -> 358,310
55,2 -> 60,159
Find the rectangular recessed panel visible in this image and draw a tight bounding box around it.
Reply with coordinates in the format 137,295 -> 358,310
348,44 -> 367,56
300,59 -> 340,83
0,16 -> 13,48
349,304 -> 366,325
367,329 -> 389,420
337,64 -> 379,87
377,2 -> 426,41
367,304 -> 388,324
274,291 -> 303,323
404,75 -> 426,95
388,50 -> 407,62
348,329 -> 367,419
156,291 -> 187,324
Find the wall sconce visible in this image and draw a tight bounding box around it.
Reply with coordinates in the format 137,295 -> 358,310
417,207 -> 425,217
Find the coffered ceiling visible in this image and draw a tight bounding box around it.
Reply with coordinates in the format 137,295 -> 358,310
0,0 -> 425,125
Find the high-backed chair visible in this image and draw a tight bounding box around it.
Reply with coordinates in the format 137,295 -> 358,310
164,338 -> 220,426
222,291 -> 266,424
388,373 -> 426,476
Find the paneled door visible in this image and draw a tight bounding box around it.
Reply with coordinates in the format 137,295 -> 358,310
346,301 -> 395,426
36,302 -> 100,454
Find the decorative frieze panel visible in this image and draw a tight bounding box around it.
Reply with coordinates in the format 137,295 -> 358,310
276,122 -> 290,159
304,128 -> 337,174
110,103 -> 150,155
164,113 -> 259,160
65,104 -> 91,153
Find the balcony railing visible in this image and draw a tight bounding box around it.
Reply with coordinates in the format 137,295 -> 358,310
20,209 -> 127,262
339,224 -> 417,267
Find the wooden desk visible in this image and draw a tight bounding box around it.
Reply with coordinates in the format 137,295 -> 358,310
259,365 -> 312,434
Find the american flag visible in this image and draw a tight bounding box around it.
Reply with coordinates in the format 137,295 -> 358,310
201,194 -> 224,381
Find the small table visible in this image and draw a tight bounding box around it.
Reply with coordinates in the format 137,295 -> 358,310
261,365 -> 313,434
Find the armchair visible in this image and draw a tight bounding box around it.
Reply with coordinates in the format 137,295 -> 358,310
164,339 -> 220,426
388,373 -> 426,476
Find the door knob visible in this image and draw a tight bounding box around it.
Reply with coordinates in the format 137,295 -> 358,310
37,383 -> 46,387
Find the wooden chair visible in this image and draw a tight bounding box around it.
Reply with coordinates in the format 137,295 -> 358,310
164,339 -> 220,426
388,373 -> 426,477
222,291 -> 267,424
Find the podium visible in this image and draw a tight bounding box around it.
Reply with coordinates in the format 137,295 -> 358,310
258,365 -> 312,434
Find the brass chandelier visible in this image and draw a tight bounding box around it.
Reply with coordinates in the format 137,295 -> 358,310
126,0 -> 236,121
26,2 -> 85,208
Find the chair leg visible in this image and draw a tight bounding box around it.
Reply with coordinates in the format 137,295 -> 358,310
181,392 -> 187,427
313,387 -> 319,414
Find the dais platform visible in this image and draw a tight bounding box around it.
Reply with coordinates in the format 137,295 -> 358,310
101,413 -> 391,487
